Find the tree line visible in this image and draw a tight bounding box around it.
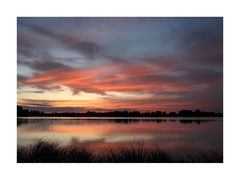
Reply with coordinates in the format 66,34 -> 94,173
17,106 -> 223,117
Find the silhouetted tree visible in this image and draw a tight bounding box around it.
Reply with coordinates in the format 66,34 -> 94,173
16,105 -> 223,117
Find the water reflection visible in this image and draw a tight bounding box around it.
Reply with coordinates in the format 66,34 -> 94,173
17,117 -> 223,153
17,117 -> 221,125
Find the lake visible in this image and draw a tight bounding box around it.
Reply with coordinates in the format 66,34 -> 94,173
17,117 -> 223,154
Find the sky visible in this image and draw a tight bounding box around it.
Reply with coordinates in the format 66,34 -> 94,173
17,17 -> 223,112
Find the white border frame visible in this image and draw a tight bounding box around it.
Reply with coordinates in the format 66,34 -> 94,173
1,0 -> 240,181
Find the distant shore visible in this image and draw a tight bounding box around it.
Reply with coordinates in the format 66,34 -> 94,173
17,106 -> 223,117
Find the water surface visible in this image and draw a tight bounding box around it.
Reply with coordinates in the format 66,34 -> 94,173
17,117 -> 223,153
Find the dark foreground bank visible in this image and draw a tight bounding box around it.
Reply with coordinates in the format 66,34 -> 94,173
17,140 -> 223,163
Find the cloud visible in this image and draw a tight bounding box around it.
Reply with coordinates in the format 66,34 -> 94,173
17,18 -> 223,112
28,25 -> 104,59
18,58 -> 71,71
21,90 -> 45,94
21,105 -> 87,113
176,22 -> 223,68
18,60 -> 222,96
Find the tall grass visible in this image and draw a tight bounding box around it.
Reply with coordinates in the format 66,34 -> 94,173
17,140 -> 223,163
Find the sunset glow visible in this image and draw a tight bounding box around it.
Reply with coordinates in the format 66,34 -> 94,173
17,17 -> 223,112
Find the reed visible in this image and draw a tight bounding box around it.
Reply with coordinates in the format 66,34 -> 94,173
17,140 -> 223,163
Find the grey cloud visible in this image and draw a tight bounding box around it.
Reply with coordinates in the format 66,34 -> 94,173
28,25 -> 104,59
179,27 -> 223,68
18,51 -> 73,72
25,59 -> 70,71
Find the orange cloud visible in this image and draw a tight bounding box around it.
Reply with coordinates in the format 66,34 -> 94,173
18,60 -> 222,111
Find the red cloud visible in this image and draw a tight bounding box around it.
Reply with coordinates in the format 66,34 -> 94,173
18,60 -> 222,111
